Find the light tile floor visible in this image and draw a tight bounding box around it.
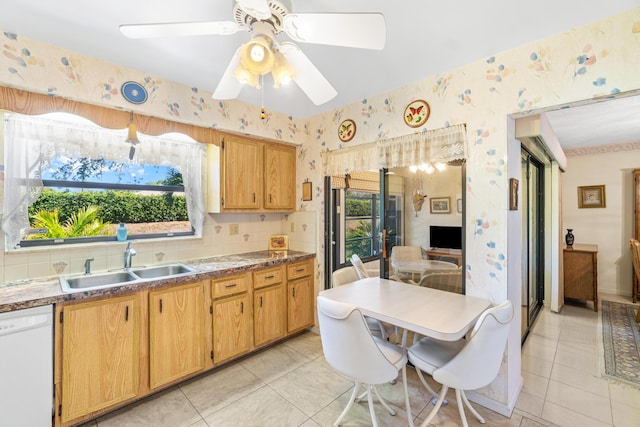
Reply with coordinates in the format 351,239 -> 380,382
80,293 -> 640,427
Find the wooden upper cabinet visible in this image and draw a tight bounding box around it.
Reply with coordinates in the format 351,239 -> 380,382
264,143 -> 296,210
208,133 -> 296,212
222,135 -> 263,210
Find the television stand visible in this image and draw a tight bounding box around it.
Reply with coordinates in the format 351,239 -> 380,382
426,248 -> 462,267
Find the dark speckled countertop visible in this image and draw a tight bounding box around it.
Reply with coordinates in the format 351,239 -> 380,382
0,250 -> 315,313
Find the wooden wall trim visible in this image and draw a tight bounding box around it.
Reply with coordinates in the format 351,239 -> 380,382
0,86 -> 217,144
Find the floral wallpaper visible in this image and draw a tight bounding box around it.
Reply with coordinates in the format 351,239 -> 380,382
1,7 -> 640,410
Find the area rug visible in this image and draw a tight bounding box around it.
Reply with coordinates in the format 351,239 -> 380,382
601,300 -> 640,387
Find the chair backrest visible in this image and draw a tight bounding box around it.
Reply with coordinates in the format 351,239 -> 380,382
316,296 -> 399,384
390,246 -> 423,263
418,269 -> 463,293
433,300 -> 513,390
350,254 -> 369,279
332,266 -> 360,287
630,239 -> 640,282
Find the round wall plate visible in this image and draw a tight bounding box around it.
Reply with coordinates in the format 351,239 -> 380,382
121,81 -> 148,104
403,99 -> 430,128
338,119 -> 356,142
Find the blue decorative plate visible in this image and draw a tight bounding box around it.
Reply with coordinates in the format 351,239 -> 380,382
121,81 -> 148,104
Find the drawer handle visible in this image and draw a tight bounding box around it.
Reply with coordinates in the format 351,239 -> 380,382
265,275 -> 275,279
296,268 -> 305,272
225,283 -> 237,289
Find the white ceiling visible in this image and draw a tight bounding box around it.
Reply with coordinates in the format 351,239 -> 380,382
1,0 -> 639,149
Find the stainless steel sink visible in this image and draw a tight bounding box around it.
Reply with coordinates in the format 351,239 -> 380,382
60,263 -> 196,293
60,271 -> 139,292
131,263 -> 195,279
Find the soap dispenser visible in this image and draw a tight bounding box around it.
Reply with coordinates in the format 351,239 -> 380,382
116,223 -> 128,241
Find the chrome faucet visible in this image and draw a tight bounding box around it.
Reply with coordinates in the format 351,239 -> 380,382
123,242 -> 136,269
84,257 -> 94,274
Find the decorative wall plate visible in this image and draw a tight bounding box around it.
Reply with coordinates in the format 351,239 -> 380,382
403,99 -> 430,128
338,119 -> 356,142
121,81 -> 148,104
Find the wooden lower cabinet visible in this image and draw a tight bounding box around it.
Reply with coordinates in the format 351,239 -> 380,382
563,244 -> 598,311
149,282 -> 205,389
211,273 -> 252,363
254,284 -> 286,346
58,294 -> 141,425
287,260 -> 315,333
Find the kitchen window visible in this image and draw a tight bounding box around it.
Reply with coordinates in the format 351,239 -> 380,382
1,113 -> 205,250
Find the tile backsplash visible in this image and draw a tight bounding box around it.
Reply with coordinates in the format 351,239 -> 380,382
0,211 -> 317,283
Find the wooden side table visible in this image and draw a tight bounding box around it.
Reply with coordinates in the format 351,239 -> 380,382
563,244 -> 598,312
425,248 -> 462,267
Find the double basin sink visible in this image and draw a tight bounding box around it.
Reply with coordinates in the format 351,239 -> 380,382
60,263 -> 196,293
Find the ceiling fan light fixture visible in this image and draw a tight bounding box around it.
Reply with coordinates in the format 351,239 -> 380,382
271,50 -> 295,88
238,35 -> 274,75
233,63 -> 261,87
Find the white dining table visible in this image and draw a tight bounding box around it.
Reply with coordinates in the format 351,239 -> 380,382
392,259 -> 458,281
319,277 -> 490,341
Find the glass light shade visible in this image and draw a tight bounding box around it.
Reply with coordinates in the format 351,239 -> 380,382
233,63 -> 260,88
271,51 -> 295,88
126,122 -> 140,144
238,35 -> 274,76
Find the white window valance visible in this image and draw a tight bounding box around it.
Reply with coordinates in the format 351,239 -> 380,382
1,113 -> 206,249
322,124 -> 467,176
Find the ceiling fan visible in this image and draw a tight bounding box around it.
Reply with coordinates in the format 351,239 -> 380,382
119,0 -> 386,105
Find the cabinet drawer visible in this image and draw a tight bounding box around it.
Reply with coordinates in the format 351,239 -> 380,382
253,266 -> 285,289
288,260 -> 313,280
212,274 -> 250,298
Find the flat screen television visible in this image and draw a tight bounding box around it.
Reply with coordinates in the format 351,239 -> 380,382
429,225 -> 462,250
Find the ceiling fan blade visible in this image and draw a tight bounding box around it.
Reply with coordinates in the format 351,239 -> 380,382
120,21 -> 243,39
236,0 -> 271,20
212,48 -> 243,100
283,13 -> 386,50
279,42 -> 337,105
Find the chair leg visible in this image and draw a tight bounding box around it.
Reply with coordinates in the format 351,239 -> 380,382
415,366 -> 439,400
402,366 -> 415,427
460,390 -> 485,424
334,382 -> 361,427
455,388 -> 469,427
366,384 -> 379,427
420,385 -> 448,427
371,385 -> 396,416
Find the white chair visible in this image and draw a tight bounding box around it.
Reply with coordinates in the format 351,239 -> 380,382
408,300 -> 514,427
317,296 -> 413,427
350,253 -> 370,279
332,266 -> 388,340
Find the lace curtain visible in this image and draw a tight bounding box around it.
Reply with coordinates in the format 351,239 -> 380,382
323,123 -> 467,175
1,113 -> 205,249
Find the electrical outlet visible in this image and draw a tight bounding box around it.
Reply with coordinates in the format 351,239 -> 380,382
229,224 -> 239,235
290,222 -> 295,232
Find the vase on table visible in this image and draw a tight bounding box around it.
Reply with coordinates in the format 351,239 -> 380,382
565,229 -> 574,248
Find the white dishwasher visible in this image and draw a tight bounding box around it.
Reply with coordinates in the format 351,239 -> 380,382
0,304 -> 53,427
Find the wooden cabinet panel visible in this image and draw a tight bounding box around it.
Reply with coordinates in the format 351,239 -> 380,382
288,276 -> 314,333
211,273 -> 250,298
264,143 -> 296,211
222,135 -> 262,209
254,265 -> 285,289
61,295 -> 140,423
212,293 -> 251,362
254,284 -> 286,346
149,282 -> 205,389
563,244 -> 598,311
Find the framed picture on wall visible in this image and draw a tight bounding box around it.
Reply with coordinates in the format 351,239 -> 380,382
578,185 -> 606,208
430,197 -> 451,214
456,198 -> 462,213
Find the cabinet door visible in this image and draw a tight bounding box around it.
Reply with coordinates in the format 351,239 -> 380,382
61,295 -> 139,423
254,284 -> 286,346
149,282 -> 205,389
222,135 -> 262,210
212,293 -> 251,362
288,276 -> 314,333
264,143 -> 296,211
